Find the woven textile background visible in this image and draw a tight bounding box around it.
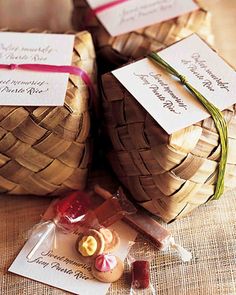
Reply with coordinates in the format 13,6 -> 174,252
0,0 -> 236,294
1,188 -> 236,294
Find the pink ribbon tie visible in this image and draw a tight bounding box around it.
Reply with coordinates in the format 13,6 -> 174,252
10,64 -> 18,70
0,63 -> 97,115
84,0 -> 129,23
92,0 -> 129,14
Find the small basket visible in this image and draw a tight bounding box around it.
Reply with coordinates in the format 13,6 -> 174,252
72,0 -> 213,71
101,70 -> 236,223
0,30 -> 97,196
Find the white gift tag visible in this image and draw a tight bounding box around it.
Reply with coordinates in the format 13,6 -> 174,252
0,32 -> 74,106
9,221 -> 137,295
112,34 -> 236,134
87,0 -> 199,36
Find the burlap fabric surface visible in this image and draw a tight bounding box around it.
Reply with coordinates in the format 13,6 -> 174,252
0,1 -> 236,295
1,176 -> 236,295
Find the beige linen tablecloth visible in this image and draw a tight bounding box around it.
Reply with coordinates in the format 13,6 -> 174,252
1,184 -> 236,295
0,0 -> 236,294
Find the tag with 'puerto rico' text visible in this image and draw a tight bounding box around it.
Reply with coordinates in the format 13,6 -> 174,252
112,34 -> 236,134
87,0 -> 199,36
9,200 -> 137,295
0,32 -> 74,106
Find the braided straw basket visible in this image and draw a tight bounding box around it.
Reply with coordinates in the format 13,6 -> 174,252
0,30 -> 96,196
101,69 -> 236,223
72,0 -> 213,70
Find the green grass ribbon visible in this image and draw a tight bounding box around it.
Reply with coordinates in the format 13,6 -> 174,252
148,52 -> 228,200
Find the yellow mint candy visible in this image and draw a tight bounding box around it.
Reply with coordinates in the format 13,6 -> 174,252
79,235 -> 97,256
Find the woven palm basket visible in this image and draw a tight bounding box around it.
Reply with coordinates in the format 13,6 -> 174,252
72,0 -> 213,71
0,30 -> 96,196
101,70 -> 236,223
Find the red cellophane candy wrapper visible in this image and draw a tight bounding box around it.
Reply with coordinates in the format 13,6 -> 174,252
55,191 -> 93,232
128,241 -> 156,295
132,260 -> 150,289
27,187 -> 136,260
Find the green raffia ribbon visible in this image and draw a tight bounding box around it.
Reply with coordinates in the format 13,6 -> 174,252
148,52 -> 228,200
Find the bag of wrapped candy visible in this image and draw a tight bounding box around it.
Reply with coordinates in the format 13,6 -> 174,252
26,187 -> 137,283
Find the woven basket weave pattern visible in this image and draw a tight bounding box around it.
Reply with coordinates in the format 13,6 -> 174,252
101,72 -> 236,222
0,30 -> 96,196
72,0 -> 213,68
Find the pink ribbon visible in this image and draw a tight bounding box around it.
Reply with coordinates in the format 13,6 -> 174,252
0,63 -> 98,114
84,0 -> 129,23
92,0 -> 129,14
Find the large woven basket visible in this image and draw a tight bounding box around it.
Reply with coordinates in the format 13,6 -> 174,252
101,70 -> 236,223
0,30 -> 96,196
72,0 -> 213,71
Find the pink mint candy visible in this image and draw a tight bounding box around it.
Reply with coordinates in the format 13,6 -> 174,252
95,254 -> 117,272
